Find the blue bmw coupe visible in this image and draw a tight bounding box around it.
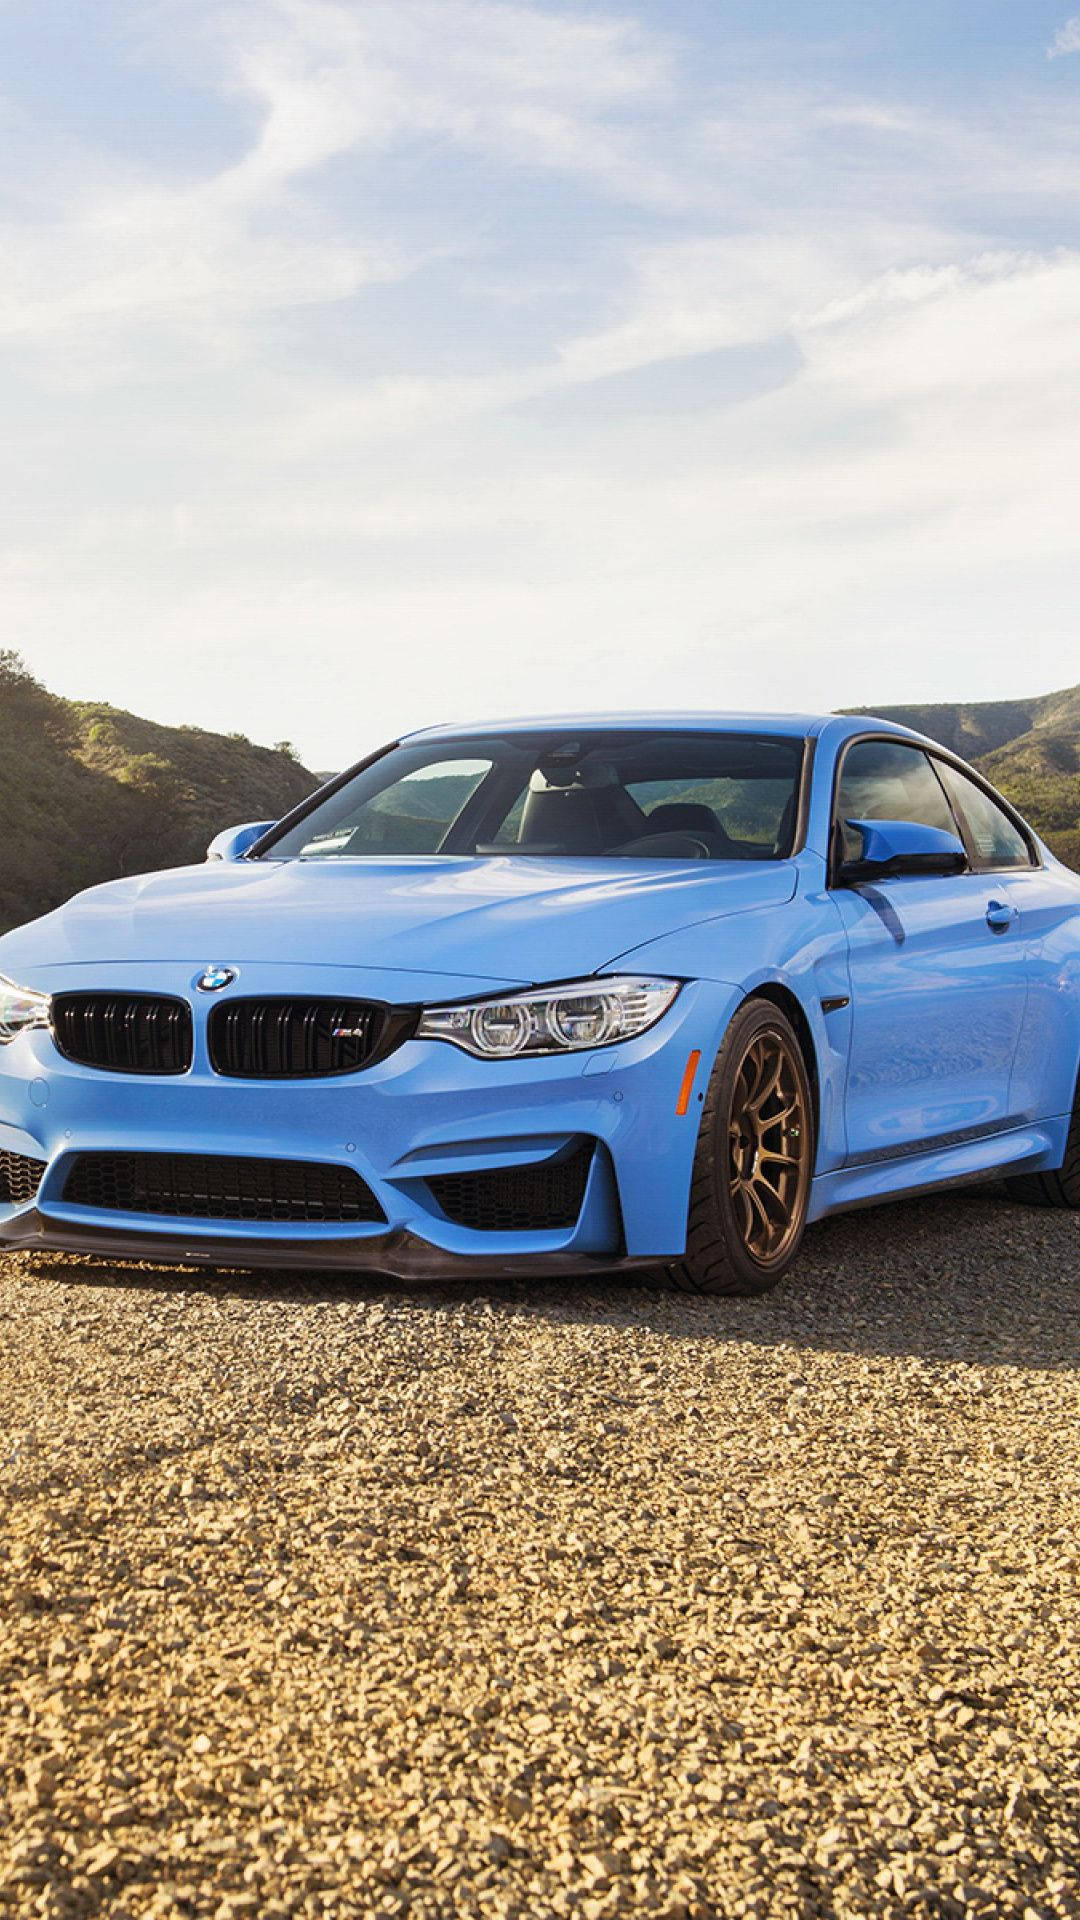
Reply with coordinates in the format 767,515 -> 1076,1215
0,712 -> 1077,1294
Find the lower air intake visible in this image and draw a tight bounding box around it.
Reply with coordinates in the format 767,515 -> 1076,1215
426,1141 -> 594,1232
0,1150 -> 47,1207
62,1152 -> 386,1226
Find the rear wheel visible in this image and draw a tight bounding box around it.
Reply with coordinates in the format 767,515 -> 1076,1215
1006,1072 -> 1080,1208
663,999 -> 814,1296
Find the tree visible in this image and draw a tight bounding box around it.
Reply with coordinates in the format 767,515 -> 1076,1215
0,650 -> 44,694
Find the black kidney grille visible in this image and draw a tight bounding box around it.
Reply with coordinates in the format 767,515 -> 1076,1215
426,1142 -> 594,1233
62,1152 -> 386,1225
208,998 -> 412,1078
51,994 -> 193,1075
0,1150 -> 47,1206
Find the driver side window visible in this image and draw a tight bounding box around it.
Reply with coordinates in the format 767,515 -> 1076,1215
835,741 -> 958,865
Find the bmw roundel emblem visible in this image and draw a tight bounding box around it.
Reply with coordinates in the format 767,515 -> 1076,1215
196,964 -> 239,993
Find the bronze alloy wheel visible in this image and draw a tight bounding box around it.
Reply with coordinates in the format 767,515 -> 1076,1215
727,1026 -> 810,1266
663,998 -> 815,1296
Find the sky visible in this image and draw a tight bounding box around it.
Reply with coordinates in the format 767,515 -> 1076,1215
2,0 -> 1080,769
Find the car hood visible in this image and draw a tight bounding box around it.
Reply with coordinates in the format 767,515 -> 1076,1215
0,855 -> 797,990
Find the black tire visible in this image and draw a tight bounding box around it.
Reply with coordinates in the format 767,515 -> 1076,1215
662,998 -> 814,1296
1005,1072 -> 1080,1208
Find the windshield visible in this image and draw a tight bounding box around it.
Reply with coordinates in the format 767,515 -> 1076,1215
259,730 -> 805,863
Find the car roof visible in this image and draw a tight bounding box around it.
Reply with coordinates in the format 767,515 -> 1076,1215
401,711 -> 934,746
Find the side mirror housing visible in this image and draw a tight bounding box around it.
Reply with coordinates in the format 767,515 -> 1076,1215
206,821 -> 276,863
839,818 -> 967,883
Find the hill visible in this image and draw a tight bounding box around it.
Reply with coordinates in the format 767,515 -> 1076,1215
1,659 -> 1076,938
0,653 -> 317,933
848,683 -> 1080,871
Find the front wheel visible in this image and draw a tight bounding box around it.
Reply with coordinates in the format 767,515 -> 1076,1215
663,1000 -> 814,1296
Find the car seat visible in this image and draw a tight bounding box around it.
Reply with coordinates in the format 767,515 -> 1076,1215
518,766 -> 648,853
644,802 -> 737,852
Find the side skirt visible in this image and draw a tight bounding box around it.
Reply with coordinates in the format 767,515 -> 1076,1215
807,1116 -> 1070,1222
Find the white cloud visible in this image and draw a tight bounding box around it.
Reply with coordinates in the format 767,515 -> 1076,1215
207,0 -> 684,201
1049,16 -> 1080,56
7,240 -> 1078,762
555,236 -> 857,382
2,1 -> 1080,762
0,0 -> 681,371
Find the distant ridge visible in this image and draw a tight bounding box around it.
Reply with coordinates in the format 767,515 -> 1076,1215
0,653 -> 318,933
847,682 -> 1080,871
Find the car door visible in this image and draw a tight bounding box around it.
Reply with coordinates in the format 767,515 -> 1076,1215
933,756 -> 1077,1124
830,738 -> 1030,1164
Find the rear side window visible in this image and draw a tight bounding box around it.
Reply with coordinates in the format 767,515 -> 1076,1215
835,741 -> 957,864
935,762 -> 1034,870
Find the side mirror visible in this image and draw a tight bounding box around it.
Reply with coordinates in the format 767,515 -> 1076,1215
206,821 -> 276,863
839,818 -> 967,883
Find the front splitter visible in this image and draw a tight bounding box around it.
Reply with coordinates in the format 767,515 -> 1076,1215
0,1208 -> 660,1280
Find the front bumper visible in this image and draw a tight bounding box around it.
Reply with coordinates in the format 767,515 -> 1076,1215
0,965 -> 736,1273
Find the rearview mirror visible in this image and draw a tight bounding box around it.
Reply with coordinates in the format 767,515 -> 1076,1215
206,821 -> 276,863
839,818 -> 967,883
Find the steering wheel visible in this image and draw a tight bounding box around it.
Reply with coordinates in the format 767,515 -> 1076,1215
612,831 -> 712,860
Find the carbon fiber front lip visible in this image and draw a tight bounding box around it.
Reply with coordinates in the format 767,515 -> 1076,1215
0,1208 -> 656,1279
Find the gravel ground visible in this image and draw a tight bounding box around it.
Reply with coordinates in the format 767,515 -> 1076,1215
1,1190 -> 1079,1920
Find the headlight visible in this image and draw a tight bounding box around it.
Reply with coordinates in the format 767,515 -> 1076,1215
417,976 -> 680,1059
0,975 -> 51,1046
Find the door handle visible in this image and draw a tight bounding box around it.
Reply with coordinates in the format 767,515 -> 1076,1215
986,899 -> 1018,933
